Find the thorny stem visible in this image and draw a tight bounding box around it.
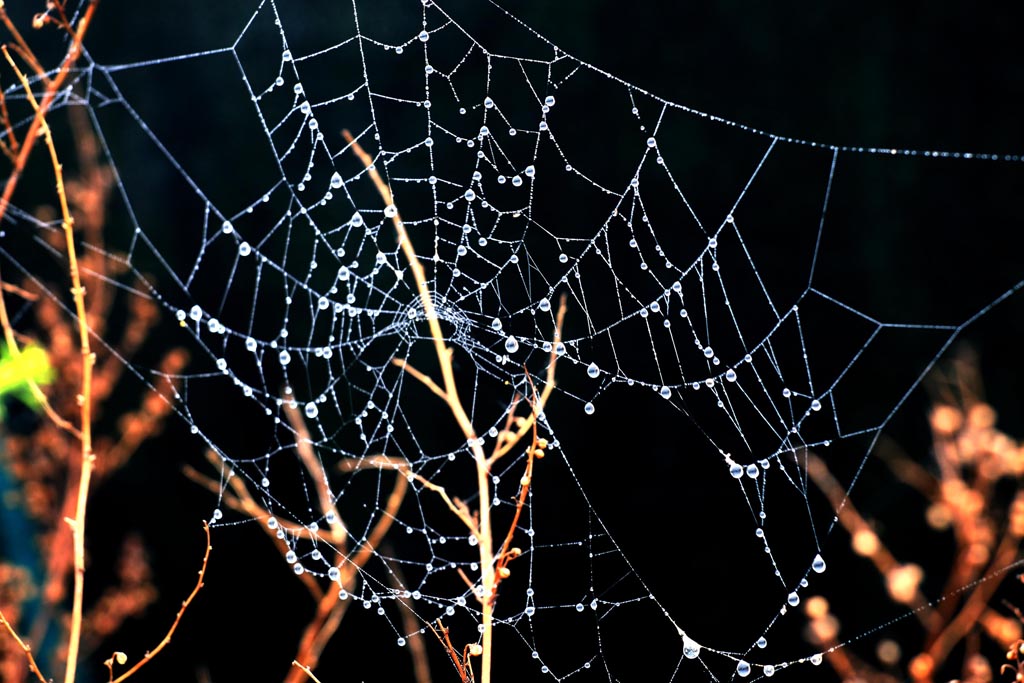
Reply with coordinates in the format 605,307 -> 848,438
341,129 -> 565,683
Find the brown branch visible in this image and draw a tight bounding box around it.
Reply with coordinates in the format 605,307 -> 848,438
109,522 -> 211,683
0,0 -> 97,228
0,609 -> 48,683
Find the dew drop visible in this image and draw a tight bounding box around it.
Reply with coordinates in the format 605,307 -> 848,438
811,654 -> 823,666
305,403 -> 319,419
730,463 -> 743,478
239,242 -> 251,256
279,350 -> 291,366
764,664 -> 776,677
737,660 -> 751,678
544,95 -> 555,107
811,399 -> 822,412
504,335 -> 519,354
647,137 -> 656,148
812,554 -> 826,573
756,637 -> 767,649
328,567 -> 340,581
418,30 -> 429,42
787,592 -> 800,607
584,402 -> 595,415
330,172 -> 343,189
682,634 -> 701,659
659,386 -> 671,399
587,362 -> 600,378
384,204 -> 398,218
726,369 -> 737,382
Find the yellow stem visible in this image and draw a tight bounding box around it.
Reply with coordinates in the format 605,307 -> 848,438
3,46 -> 95,683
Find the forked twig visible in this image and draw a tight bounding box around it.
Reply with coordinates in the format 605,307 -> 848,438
341,128 -> 566,683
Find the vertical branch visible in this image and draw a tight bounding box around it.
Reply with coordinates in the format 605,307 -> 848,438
340,130 -> 565,683
2,46 -> 95,683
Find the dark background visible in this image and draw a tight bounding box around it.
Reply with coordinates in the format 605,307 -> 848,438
3,1 -> 1024,681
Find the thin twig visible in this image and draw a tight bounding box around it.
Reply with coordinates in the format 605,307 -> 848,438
291,660 -> 324,683
0,609 -> 48,683
109,522 -> 211,683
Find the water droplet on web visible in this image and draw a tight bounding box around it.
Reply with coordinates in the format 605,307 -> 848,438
538,297 -> 551,312
330,172 -> 343,189
239,242 -> 251,256
525,606 -> 536,617
812,554 -> 826,573
397,637 -> 406,647
350,212 -> 363,227
245,337 -> 257,352
756,637 -> 767,649
221,220 -> 233,234
305,403 -> 319,419
484,96 -> 494,108
575,603 -> 584,612
328,567 -> 340,581
811,399 -> 822,411
590,599 -> 598,610
285,550 -> 297,563
584,402 -> 595,415
384,204 -> 398,217
703,346 -> 714,358
189,305 -> 202,321
504,335 -> 519,353
682,634 -> 701,659
418,30 -> 429,42
746,464 -> 759,478
647,137 -> 656,148
810,654 -> 823,665
787,592 -> 800,607
737,660 -> 751,677
659,386 -> 671,399
730,463 -> 743,478
544,95 -> 555,107
555,342 -> 566,356
764,664 -> 776,677
282,49 -> 292,61
587,362 -> 600,378
726,368 -> 737,382
279,350 -> 291,366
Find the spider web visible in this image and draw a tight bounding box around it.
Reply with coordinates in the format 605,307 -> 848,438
2,0 -> 1023,680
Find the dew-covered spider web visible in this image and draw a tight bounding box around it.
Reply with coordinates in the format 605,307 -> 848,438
3,0 -> 1024,680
